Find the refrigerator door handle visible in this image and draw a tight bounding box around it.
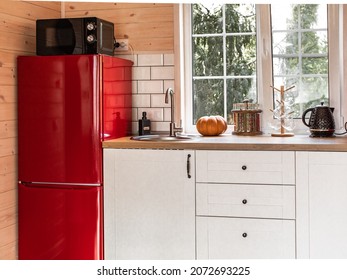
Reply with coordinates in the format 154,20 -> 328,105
19,181 -> 102,187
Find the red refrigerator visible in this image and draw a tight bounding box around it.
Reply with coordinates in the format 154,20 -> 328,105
17,54 -> 132,260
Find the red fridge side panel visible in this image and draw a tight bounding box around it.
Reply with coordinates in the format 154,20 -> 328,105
102,56 -> 133,139
17,55 -> 102,184
18,183 -> 103,260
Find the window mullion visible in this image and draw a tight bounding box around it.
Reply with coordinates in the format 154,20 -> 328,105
223,4 -> 228,121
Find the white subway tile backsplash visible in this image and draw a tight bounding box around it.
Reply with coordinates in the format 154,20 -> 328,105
132,108 -> 138,122
164,108 -> 171,122
133,67 -> 151,80
151,122 -> 170,133
131,121 -> 138,135
132,81 -> 138,94
137,80 -> 163,94
132,94 -> 151,107
137,54 -> 163,66
116,54 -> 137,66
138,108 -> 164,122
163,80 -> 175,92
151,94 -> 170,108
151,66 -> 174,80
164,54 -> 174,66
130,53 -> 174,134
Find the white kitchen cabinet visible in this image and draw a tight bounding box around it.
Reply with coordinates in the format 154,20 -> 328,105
296,152 -> 347,258
196,150 -> 296,259
103,149 -> 195,260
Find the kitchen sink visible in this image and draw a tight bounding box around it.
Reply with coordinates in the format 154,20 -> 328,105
130,134 -> 197,141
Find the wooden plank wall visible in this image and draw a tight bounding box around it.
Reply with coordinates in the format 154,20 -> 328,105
64,2 -> 174,53
0,0 -> 60,260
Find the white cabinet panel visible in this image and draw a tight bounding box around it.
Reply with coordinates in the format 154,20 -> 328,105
197,217 -> 295,259
196,151 -> 295,185
196,183 -> 295,219
104,149 -> 195,260
297,151 -> 347,258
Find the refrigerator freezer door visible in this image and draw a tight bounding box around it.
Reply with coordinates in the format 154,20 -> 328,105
18,55 -> 102,184
18,183 -> 103,260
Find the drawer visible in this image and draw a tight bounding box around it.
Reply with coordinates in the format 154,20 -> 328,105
196,216 -> 295,259
196,183 -> 295,219
196,150 -> 295,185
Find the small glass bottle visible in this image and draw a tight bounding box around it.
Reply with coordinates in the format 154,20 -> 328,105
138,111 -> 151,135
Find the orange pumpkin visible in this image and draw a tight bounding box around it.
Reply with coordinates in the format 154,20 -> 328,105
196,115 -> 228,136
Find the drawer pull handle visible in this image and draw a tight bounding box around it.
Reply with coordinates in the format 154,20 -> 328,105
242,233 -> 248,238
242,165 -> 247,170
187,154 -> 192,179
242,199 -> 247,204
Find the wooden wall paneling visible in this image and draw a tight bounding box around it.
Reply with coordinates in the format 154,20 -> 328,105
0,67 -> 16,86
65,2 -> 174,53
0,13 -> 36,37
0,1 -> 60,21
0,155 -> 16,175
0,0 -> 61,260
0,103 -> 16,122
0,120 -> 16,139
0,50 -> 24,68
0,205 -> 16,228
0,138 -> 16,159
0,241 -> 16,260
115,21 -> 174,39
65,6 -> 174,23
0,189 -> 16,212
0,85 -> 17,103
65,2 -> 171,11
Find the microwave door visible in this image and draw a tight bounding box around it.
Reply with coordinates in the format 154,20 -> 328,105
36,18 -> 82,55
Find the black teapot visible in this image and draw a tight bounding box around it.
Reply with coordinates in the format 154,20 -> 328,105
302,102 -> 335,137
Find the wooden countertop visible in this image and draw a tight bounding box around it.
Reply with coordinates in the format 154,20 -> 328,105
102,133 -> 347,151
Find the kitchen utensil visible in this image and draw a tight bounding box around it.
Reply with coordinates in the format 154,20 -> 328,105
302,102 -> 335,137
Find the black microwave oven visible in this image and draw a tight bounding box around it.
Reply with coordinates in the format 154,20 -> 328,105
36,17 -> 116,56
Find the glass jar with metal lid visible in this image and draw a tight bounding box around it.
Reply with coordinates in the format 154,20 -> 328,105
231,99 -> 262,135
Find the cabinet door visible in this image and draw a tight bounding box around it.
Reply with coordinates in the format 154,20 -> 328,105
104,149 -> 195,260
297,152 -> 347,258
197,217 -> 295,259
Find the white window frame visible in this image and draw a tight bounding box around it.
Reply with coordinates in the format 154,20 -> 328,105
180,4 -> 344,135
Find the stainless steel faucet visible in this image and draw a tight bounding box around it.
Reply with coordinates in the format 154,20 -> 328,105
165,88 -> 183,137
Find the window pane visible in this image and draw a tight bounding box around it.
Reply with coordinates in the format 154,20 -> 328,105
302,57 -> 328,74
301,31 -> 327,53
271,4 -> 328,118
273,57 -> 299,76
272,32 -> 298,55
299,5 -> 327,29
225,4 -> 256,33
192,3 -> 223,34
193,79 -> 224,123
192,36 -> 223,76
226,35 -> 256,76
226,78 -> 257,123
301,76 -> 328,103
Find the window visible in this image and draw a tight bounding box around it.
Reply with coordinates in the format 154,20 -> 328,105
182,4 -> 342,134
271,4 -> 328,118
191,4 -> 256,124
